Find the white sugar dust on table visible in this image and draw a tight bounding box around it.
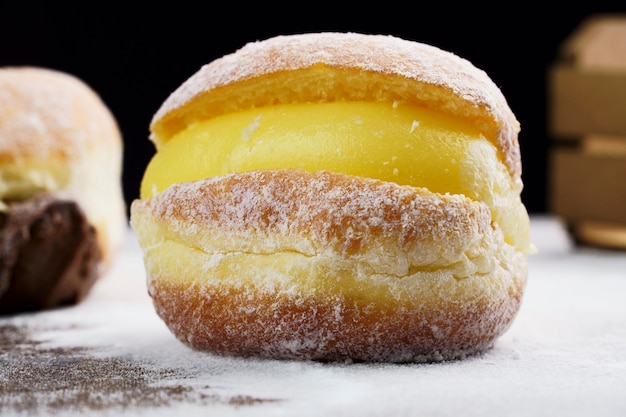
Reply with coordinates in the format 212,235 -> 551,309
1,218 -> 626,417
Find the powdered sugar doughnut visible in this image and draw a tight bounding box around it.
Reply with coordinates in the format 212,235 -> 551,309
131,32 -> 531,362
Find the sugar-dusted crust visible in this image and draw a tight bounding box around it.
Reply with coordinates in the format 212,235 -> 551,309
149,32 -> 521,179
0,67 -> 120,165
131,169 -> 528,362
0,66 -> 126,266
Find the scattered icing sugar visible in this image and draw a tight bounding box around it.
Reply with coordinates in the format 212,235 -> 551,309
3,220 -> 625,416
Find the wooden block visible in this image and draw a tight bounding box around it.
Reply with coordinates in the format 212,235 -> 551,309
550,148 -> 626,225
550,66 -> 626,138
548,15 -> 626,249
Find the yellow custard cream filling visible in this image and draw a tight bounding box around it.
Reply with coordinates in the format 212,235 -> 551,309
141,102 -> 530,251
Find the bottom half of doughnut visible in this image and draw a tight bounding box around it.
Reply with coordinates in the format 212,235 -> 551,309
148,269 -> 525,363
131,169 -> 529,362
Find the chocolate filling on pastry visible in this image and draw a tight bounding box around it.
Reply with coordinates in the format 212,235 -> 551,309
0,193 -> 101,315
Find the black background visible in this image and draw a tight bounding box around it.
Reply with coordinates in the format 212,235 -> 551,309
2,3 -> 625,215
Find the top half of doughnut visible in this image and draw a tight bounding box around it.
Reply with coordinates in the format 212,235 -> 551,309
149,32 -> 521,179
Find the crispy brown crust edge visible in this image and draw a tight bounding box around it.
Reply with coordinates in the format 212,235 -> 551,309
148,277 -> 524,363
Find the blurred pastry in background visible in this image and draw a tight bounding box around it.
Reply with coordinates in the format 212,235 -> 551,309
0,66 -> 126,314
